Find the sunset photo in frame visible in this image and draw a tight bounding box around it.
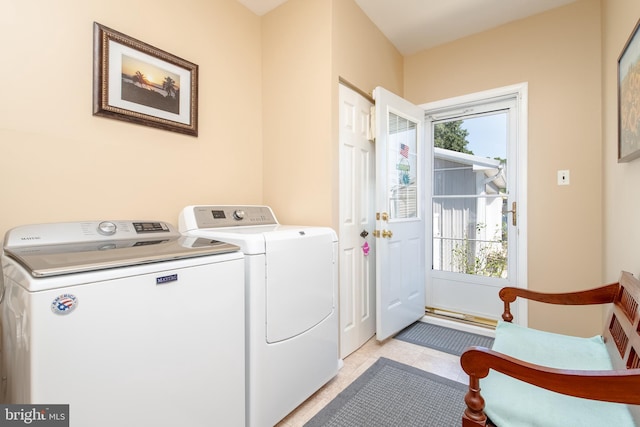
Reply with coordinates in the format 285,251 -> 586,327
618,18 -> 640,162
93,22 -> 198,136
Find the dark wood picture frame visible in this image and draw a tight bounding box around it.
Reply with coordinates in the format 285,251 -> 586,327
618,18 -> 640,162
93,22 -> 198,136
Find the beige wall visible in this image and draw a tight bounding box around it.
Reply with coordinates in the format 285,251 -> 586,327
603,2 -> 640,282
0,0 -> 263,238
261,0 -> 333,226
331,0 -> 404,98
405,0 -> 603,336
262,0 -> 403,227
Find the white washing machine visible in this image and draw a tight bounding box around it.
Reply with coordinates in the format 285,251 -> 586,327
179,205 -> 340,427
1,220 -> 246,427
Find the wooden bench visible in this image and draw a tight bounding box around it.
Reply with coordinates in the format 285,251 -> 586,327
460,271 -> 640,427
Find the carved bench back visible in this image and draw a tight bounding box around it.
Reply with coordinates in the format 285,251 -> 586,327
604,271 -> 640,370
603,271 -> 640,423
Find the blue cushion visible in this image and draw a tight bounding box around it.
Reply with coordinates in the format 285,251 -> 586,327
482,321 -> 635,427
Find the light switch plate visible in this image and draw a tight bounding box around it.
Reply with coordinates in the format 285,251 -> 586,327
558,170 -> 570,185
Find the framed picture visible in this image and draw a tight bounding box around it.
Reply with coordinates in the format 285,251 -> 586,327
618,18 -> 640,162
93,22 -> 198,136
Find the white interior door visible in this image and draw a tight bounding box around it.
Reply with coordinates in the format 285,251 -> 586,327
338,84 -> 376,357
373,87 -> 426,341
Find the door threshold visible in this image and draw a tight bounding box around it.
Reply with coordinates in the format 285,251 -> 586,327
420,310 -> 496,338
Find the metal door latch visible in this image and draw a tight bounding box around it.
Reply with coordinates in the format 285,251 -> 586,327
376,212 -> 389,221
503,202 -> 517,226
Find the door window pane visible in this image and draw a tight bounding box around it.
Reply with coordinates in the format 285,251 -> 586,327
387,112 -> 418,219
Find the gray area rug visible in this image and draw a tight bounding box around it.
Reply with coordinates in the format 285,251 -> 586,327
304,357 -> 467,427
395,321 -> 494,356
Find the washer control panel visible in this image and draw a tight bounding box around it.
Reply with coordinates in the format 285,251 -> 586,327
98,221 -> 118,235
4,221 -> 173,248
185,206 -> 278,229
232,210 -> 246,221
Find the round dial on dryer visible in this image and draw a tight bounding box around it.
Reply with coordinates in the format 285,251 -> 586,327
232,210 -> 246,221
97,221 -> 117,235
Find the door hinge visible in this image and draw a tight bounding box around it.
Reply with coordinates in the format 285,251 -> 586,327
369,105 -> 376,142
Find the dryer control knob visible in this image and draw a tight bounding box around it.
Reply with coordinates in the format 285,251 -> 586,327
233,210 -> 246,221
97,221 -> 117,235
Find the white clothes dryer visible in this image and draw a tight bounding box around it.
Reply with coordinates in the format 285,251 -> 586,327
179,206 -> 340,427
1,220 -> 246,427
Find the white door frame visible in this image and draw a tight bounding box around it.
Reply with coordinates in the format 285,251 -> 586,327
419,82 -> 529,326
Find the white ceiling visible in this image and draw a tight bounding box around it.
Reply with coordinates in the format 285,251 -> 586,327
236,0 -> 577,55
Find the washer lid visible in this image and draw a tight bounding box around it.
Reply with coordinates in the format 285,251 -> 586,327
4,236 -> 239,278
3,221 -> 240,277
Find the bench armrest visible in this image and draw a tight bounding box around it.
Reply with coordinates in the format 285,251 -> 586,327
499,283 -> 620,321
460,346 -> 640,426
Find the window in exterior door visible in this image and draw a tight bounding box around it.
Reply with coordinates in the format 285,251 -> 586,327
387,112 -> 418,220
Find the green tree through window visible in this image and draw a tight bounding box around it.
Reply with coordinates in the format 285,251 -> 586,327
434,121 -> 472,154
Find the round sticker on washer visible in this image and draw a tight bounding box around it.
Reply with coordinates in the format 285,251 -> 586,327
51,294 -> 78,315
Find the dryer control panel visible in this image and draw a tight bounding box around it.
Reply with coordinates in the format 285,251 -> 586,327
183,205 -> 279,229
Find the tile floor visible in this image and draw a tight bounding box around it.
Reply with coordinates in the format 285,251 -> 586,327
276,332 -> 469,426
